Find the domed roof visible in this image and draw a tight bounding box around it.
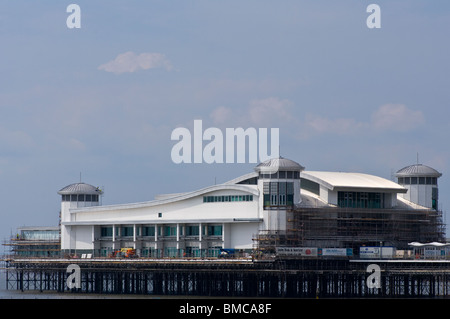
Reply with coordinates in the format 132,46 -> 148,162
395,164 -> 442,177
58,183 -> 103,195
255,156 -> 304,173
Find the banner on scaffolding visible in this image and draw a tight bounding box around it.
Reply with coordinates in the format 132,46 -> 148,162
275,247 -> 318,257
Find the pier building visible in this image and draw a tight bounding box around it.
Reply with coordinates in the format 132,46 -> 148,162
55,157 -> 444,257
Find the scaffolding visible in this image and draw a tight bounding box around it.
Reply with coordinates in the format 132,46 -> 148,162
3,238 -> 61,258
254,206 -> 445,254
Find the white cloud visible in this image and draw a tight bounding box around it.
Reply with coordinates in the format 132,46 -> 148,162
98,51 -> 173,74
68,138 -> 86,152
207,97 -> 295,128
210,106 -> 232,125
306,115 -> 363,135
0,126 -> 34,152
248,97 -> 293,126
371,103 -> 425,132
303,104 -> 425,137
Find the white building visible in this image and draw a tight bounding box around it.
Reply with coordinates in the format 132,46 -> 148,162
57,157 -> 442,257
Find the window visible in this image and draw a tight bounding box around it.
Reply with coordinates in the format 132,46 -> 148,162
203,195 -> 253,203
158,212 -> 162,218
121,226 -> 133,237
432,187 -> 438,210
338,191 -> 383,209
186,225 -> 199,236
165,247 -> 178,258
64,194 -> 99,202
142,226 -> 155,237
263,182 -> 294,209
101,227 -> 112,237
207,225 -> 223,236
164,226 -> 177,237
301,178 -> 320,195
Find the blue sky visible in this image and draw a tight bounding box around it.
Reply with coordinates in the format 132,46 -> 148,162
1,1 -> 450,242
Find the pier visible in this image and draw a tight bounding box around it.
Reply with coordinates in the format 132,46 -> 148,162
4,257 -> 450,298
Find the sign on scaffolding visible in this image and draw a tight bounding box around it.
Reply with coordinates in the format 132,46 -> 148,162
275,247 -> 318,257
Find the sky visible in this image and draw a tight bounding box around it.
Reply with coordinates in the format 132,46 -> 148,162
0,1 -> 450,244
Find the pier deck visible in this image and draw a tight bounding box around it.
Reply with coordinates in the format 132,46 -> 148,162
4,257 -> 450,298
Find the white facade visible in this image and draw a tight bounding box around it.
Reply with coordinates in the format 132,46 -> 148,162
58,158 -> 439,257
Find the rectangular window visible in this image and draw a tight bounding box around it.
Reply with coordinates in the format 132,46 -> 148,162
338,191 -> 383,209
203,195 -> 253,202
186,225 -> 199,236
432,187 -> 438,210
279,182 -> 286,195
263,182 -> 295,209
263,182 -> 270,194
286,194 -> 293,206
207,225 -> 223,236
279,194 -> 286,205
411,177 -> 418,184
164,226 -> 177,236
101,227 -> 113,237
270,182 -> 278,195
419,177 -> 425,184
121,226 -> 133,237
142,226 -> 155,237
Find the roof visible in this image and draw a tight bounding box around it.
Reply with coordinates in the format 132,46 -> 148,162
224,172 -> 259,185
254,156 -> 304,173
70,184 -> 258,213
17,226 -> 60,231
396,164 -> 442,177
409,242 -> 450,247
301,171 -> 407,193
58,183 -> 103,195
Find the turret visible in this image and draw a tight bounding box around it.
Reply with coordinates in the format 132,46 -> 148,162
58,182 -> 103,222
254,156 -> 304,231
58,183 -> 103,254
396,164 -> 442,210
